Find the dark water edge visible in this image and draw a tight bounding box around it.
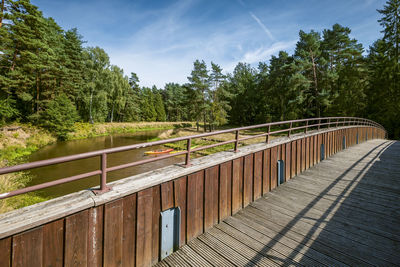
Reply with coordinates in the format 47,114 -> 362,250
27,130 -> 183,198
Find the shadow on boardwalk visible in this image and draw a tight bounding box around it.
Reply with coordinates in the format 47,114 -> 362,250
245,140 -> 400,266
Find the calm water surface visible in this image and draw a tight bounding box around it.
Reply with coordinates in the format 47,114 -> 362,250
27,130 -> 183,198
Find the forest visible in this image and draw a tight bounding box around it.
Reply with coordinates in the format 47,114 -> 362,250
0,0 -> 399,139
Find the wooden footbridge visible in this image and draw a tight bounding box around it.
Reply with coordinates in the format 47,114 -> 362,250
0,117 -> 398,266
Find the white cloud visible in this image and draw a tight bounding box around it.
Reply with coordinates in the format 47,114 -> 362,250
249,12 -> 275,40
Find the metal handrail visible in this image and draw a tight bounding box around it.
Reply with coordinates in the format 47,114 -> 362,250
0,117 -> 386,199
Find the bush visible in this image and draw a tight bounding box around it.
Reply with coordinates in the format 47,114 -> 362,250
41,94 -> 79,140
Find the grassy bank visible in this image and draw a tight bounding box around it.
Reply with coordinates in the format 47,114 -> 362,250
0,124 -> 56,213
67,121 -> 194,140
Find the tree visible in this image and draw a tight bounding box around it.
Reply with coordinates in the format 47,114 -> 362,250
41,94 -> 78,140
164,83 -> 187,121
293,30 -> 330,117
209,62 -> 230,128
188,60 -> 210,131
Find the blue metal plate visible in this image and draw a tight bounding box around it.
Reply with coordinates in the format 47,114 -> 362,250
278,160 -> 284,185
160,207 -> 181,260
321,144 -> 325,161
343,136 -> 346,149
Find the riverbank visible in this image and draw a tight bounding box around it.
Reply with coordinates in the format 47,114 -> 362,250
0,121 -> 194,213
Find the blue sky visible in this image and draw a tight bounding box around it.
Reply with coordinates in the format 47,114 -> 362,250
32,0 -> 385,88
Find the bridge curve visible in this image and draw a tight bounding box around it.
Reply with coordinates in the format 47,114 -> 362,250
156,139 -> 400,266
0,119 -> 393,266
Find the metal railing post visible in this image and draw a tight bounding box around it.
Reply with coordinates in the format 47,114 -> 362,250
317,119 -> 321,131
305,120 -> 309,133
328,118 -> 331,129
266,125 -> 271,144
336,118 -> 339,128
234,130 -> 239,152
288,122 -> 292,137
94,153 -> 111,194
185,138 -> 192,166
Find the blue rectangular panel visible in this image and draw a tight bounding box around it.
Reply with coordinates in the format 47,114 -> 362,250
342,136 -> 346,150
277,160 -> 284,185
356,133 -> 359,144
320,144 -> 325,161
160,207 -> 181,260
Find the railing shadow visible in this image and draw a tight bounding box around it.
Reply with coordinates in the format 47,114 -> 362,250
244,140 -> 400,266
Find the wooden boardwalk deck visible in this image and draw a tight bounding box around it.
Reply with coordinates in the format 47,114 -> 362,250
155,139 -> 400,266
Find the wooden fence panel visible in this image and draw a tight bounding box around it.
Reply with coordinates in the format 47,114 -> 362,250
136,188 -> 154,267
243,154 -> 254,207
65,210 -> 88,267
204,166 -> 219,231
219,161 -> 232,221
0,237 -> 11,267
291,141 -> 296,178
262,149 -> 271,194
152,185 -> 161,265
104,199 -> 123,266
285,143 -> 291,181
123,194 -> 137,267
174,176 -> 187,247
232,158 -> 243,214
13,227 -> 43,267
88,206 -> 103,267
186,171 -> 204,242
253,151 -> 263,200
43,219 -> 64,267
271,146 -> 278,189
161,181 -> 174,211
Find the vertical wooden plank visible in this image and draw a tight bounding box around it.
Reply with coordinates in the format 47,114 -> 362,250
204,166 -> 219,231
291,141 -> 296,178
65,210 -> 88,267
174,176 -> 187,247
309,136 -> 314,167
136,187 -> 153,267
243,154 -> 253,207
253,151 -> 263,200
0,237 -> 11,267
314,135 -> 318,164
123,194 -> 136,267
262,149 -> 270,194
152,185 -> 161,265
104,199 -> 123,267
317,134 -> 321,163
296,140 -> 301,174
301,138 -> 306,172
186,171 -> 204,242
161,181 -> 174,211
219,161 -> 232,221
305,137 -> 310,169
285,143 -> 291,181
232,158 -> 243,214
43,219 -> 64,267
88,206 -> 103,267
13,227 -> 43,267
270,146 -> 278,190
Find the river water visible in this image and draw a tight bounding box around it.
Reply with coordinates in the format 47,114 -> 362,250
27,130 -> 183,198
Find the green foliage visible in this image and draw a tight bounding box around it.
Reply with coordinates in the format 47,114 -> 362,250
41,94 -> 78,139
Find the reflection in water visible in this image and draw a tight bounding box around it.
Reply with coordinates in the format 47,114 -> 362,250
27,130 -> 184,198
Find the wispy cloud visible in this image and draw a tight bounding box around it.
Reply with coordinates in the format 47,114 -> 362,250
249,12 -> 275,40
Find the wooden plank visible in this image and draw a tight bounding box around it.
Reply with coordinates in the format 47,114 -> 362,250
317,134 -> 321,163
65,210 -> 88,266
186,171 -> 204,242
176,246 -> 213,267
88,206 -> 103,267
243,154 -> 253,207
314,134 -> 318,164
122,194 -> 136,267
104,199 -> 123,266
301,138 -> 306,171
188,239 -> 234,266
262,149 -> 270,194
161,181 -> 174,211
0,237 -> 11,267
136,187 -> 153,267
306,137 -> 310,169
291,141 -> 296,178
173,176 -> 187,247
253,151 -> 263,200
152,185 -> 161,265
296,140 -> 301,174
43,219 -> 64,267
310,135 -> 314,167
204,166 -> 219,231
13,227 -> 43,267
270,146 -> 278,189
219,161 -> 232,222
285,142 -> 291,181
231,158 -> 243,214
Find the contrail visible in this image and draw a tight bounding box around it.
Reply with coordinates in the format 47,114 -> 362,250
249,12 -> 274,40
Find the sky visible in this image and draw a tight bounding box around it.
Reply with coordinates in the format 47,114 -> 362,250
32,0 -> 386,88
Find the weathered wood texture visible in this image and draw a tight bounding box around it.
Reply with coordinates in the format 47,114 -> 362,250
158,138 -> 399,267
0,127 -> 386,267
